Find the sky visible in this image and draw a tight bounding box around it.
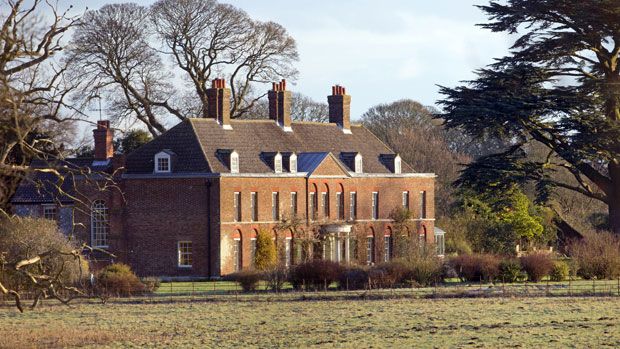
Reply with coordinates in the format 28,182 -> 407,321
71,0 -> 512,121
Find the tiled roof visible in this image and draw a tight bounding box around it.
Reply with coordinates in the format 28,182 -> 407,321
126,119 -> 414,174
11,158 -> 112,204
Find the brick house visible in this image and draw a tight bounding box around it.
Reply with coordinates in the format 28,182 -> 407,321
11,80 -> 438,278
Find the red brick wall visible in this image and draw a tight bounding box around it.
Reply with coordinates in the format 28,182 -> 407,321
122,178 -> 213,277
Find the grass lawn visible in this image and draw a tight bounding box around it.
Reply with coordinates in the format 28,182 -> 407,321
1,296 -> 619,348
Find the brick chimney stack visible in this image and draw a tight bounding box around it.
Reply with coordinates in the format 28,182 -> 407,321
206,78 -> 232,130
328,85 -> 351,134
93,120 -> 114,161
268,79 -> 292,132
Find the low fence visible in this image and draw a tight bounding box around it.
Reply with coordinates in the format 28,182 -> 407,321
2,279 -> 620,307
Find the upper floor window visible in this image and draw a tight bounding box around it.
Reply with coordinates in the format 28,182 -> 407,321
371,192 -> 379,220
419,191 -> 427,218
154,151 -> 171,173
43,205 -> 56,221
91,200 -> 109,248
394,155 -> 402,174
354,153 -> 363,174
349,192 -> 357,220
309,192 -> 316,221
289,153 -> 297,173
322,192 -> 329,218
335,192 -> 344,220
272,192 -> 280,221
402,191 -> 409,210
251,192 -> 258,221
178,241 -> 192,268
290,192 -> 298,216
230,151 -> 239,173
274,152 -> 283,173
233,192 -> 241,222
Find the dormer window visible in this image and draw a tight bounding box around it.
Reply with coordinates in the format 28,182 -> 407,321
354,153 -> 363,174
230,151 -> 239,173
274,152 -> 283,173
154,151 -> 172,173
394,155 -> 402,174
289,153 -> 297,173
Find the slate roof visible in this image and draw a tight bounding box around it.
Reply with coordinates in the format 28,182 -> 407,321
11,158 -> 112,204
125,119 -> 414,174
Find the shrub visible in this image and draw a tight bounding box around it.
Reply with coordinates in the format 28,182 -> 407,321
140,277 -> 161,293
0,217 -> 89,292
368,261 -> 409,289
264,266 -> 288,292
451,254 -> 501,282
228,270 -> 262,292
406,258 -> 444,287
498,259 -> 525,283
96,263 -> 144,297
254,229 -> 276,271
338,266 -> 369,290
570,232 -> 620,279
520,253 -> 554,282
549,261 -> 570,282
290,260 -> 342,290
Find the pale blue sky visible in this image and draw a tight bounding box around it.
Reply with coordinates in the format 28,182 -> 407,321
72,0 -> 511,120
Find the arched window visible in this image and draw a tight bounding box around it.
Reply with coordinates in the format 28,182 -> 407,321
232,229 -> 242,272
91,200 -> 109,248
384,228 -> 392,262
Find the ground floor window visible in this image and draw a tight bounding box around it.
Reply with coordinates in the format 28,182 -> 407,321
366,236 -> 374,265
435,232 -> 445,256
43,205 -> 56,220
284,238 -> 292,268
233,238 -> 242,272
384,235 -> 392,262
250,238 -> 257,267
322,233 -> 351,263
178,241 -> 192,268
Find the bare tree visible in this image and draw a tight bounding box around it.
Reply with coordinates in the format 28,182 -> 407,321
67,3 -> 182,137
0,0 -> 81,211
244,92 -> 328,122
361,100 -> 470,218
150,0 -> 299,119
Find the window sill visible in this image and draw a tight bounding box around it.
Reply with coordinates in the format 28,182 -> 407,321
177,265 -> 192,269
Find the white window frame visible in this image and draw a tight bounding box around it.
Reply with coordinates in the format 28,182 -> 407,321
272,192 -> 280,221
274,153 -> 283,173
154,152 -> 171,173
250,192 -> 258,222
233,238 -> 242,272
384,235 -> 392,262
371,192 -> 379,220
402,191 -> 409,210
177,241 -> 193,268
284,237 -> 292,268
91,200 -> 109,248
354,153 -> 363,174
321,192 -> 329,218
290,192 -> 298,216
230,151 -> 239,173
289,153 -> 297,173
250,238 -> 257,266
309,192 -> 316,221
436,233 -> 445,256
349,192 -> 357,220
394,155 -> 402,174
233,192 -> 241,222
43,204 -> 56,220
366,236 -> 374,265
335,192 -> 344,220
420,191 -> 427,219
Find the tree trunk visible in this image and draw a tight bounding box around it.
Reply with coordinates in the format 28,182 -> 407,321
608,163 -> 620,235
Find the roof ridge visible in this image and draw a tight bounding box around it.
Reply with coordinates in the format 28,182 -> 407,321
356,124 -> 416,173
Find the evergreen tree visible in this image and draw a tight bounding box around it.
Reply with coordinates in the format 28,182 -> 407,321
254,229 -> 276,271
439,1 -> 620,234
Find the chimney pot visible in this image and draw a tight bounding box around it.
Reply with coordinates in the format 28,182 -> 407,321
328,84 -> 351,133
206,78 -> 232,129
268,79 -> 292,131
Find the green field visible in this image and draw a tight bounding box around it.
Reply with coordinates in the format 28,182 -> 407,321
2,296 -> 619,348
